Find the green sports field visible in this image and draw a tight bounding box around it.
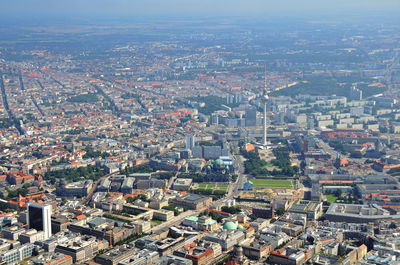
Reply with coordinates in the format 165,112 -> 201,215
248,179 -> 295,189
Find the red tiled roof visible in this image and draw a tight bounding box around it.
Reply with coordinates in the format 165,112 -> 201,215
76,214 -> 86,220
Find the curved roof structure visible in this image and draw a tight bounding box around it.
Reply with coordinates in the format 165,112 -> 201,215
223,221 -> 237,230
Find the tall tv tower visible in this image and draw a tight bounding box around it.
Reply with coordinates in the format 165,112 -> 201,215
262,64 -> 268,146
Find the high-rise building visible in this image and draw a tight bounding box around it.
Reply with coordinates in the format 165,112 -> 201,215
245,107 -> 257,127
226,93 -> 243,104
349,85 -> 362,101
27,203 -> 52,240
185,135 -> 195,150
210,113 -> 219,125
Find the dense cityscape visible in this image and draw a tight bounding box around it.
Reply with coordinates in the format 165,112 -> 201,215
0,4 -> 400,265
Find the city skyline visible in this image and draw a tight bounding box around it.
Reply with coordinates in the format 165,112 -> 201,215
1,0 -> 400,18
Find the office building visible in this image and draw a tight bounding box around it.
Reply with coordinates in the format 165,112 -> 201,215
245,107 -> 257,127
173,178 -> 193,191
27,203 -> 52,240
56,180 -> 93,197
185,135 -> 195,150
325,203 -> 400,223
287,200 -> 323,220
210,113 -> 219,125
171,194 -> 212,211
0,244 -> 34,265
30,253 -> 73,265
349,85 -> 362,101
56,235 -> 106,263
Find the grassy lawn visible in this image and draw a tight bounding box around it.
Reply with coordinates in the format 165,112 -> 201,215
326,194 -> 338,204
263,162 -> 279,170
151,219 -> 162,227
198,183 -> 208,189
193,183 -> 229,193
249,179 -> 295,189
197,183 -> 228,190
215,185 -> 228,191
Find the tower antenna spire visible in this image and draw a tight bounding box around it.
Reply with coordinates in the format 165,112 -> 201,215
264,63 -> 267,93
263,62 -> 268,146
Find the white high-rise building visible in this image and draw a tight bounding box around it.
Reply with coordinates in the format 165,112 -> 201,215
185,135 -> 195,150
27,203 -> 52,240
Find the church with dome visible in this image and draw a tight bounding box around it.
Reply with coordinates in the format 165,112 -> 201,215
204,158 -> 232,174
200,157 -> 234,182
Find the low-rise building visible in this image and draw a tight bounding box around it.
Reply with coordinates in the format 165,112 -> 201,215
67,216 -> 134,245
121,177 -> 135,194
173,178 -> 192,191
56,180 -> 93,197
203,230 -> 245,251
2,226 -> 25,241
171,194 -> 212,211
249,218 -> 270,232
174,245 -> 214,265
30,252 -> 73,265
275,221 -> 304,237
269,246 -> 314,265
153,254 -> 192,265
325,203 -> 400,223
182,216 -> 218,231
288,200 -> 323,220
132,220 -> 152,234
242,239 -> 272,260
117,249 -> 159,265
136,179 -> 167,190
252,206 -> 274,219
149,199 -> 169,210
153,209 -> 174,221
19,229 -> 45,244
0,243 -> 34,265
55,234 -> 108,263
95,245 -> 136,265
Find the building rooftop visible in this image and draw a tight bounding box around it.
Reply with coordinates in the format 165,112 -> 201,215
223,221 -> 237,230
185,216 -> 198,222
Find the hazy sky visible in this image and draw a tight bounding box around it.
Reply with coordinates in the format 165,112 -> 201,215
2,0 -> 400,18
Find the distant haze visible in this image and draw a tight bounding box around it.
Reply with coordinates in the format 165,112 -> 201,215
2,0 -> 400,18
